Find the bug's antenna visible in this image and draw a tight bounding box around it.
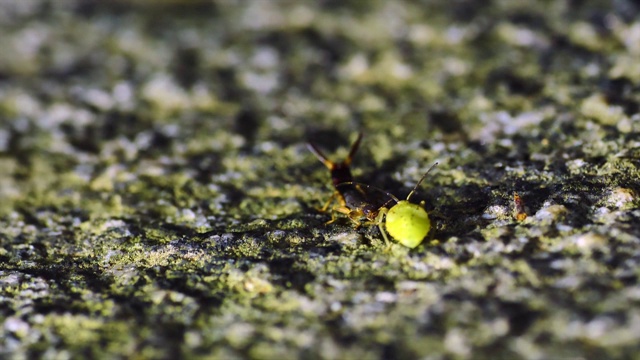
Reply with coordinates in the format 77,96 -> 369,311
406,162 -> 439,202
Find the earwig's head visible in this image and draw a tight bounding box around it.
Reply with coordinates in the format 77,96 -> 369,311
361,203 -> 380,221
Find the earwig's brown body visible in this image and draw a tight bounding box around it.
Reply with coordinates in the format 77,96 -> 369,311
307,133 -> 379,225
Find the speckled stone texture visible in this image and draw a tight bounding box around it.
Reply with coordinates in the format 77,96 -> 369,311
1,1 -> 639,359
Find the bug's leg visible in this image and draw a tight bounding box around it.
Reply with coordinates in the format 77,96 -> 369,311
418,200 -> 447,222
375,208 -> 390,247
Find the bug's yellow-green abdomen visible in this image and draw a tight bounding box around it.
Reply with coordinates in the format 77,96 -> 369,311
385,201 -> 430,248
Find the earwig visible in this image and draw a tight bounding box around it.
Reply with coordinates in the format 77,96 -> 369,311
307,133 -> 379,226
308,133 -> 437,248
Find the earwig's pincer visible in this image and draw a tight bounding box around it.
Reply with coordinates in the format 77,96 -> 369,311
306,133 -> 362,186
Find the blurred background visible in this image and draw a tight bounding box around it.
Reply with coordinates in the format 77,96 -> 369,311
1,1 -> 639,359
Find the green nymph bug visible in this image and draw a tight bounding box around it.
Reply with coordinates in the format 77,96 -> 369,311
308,133 -> 437,248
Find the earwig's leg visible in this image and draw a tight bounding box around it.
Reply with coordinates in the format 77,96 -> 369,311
316,192 -> 338,224
325,213 -> 337,225
319,192 -> 339,213
333,206 -> 363,228
346,208 -> 364,228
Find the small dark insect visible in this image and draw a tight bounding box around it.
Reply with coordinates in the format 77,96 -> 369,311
307,133 -> 436,248
513,192 -> 527,221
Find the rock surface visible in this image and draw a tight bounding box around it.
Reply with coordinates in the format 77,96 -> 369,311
1,1 -> 639,358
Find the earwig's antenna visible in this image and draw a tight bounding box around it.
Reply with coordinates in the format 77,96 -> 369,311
406,162 -> 438,202
336,181 -> 401,204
